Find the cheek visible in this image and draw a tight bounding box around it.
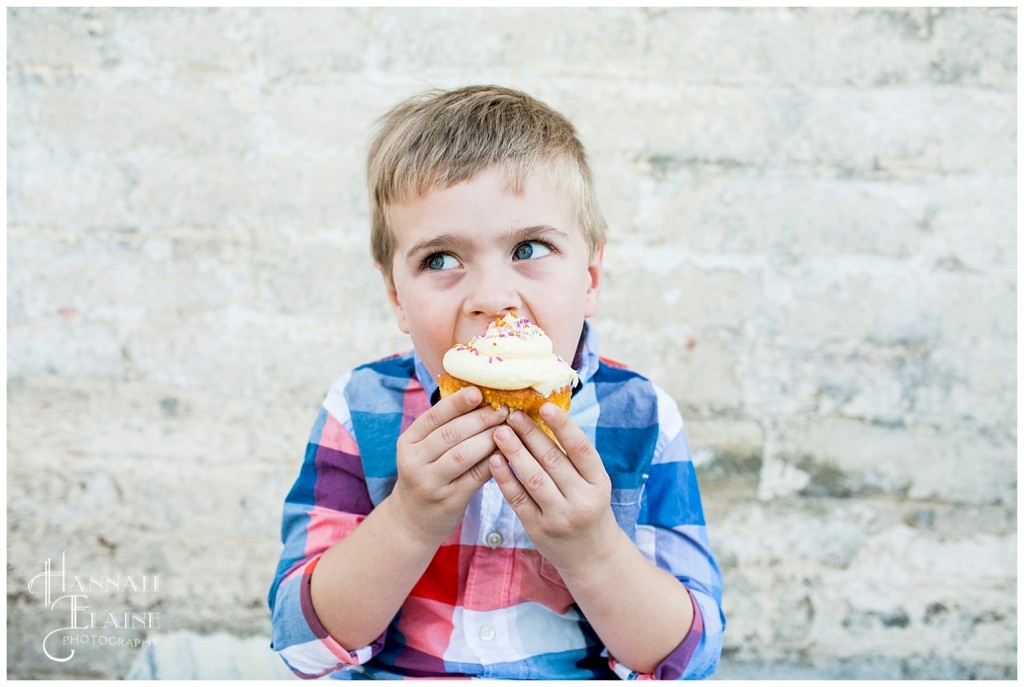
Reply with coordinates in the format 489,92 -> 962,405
406,309 -> 454,353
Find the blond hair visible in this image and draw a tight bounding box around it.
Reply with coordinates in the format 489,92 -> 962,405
367,85 -> 607,280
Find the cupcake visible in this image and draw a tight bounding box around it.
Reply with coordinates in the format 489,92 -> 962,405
438,311 -> 578,440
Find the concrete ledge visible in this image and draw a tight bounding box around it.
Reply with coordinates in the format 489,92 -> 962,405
125,631 -> 297,680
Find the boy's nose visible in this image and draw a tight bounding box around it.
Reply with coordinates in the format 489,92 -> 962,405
463,271 -> 522,320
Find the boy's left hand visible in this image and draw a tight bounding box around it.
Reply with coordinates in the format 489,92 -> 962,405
489,404 -> 619,575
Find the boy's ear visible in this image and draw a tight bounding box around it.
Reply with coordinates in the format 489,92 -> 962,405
584,241 -> 605,318
378,264 -> 410,334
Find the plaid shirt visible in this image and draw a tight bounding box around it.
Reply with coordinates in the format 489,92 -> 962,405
269,323 -> 724,679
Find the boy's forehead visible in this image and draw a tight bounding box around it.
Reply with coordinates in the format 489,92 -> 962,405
387,167 -> 581,237
403,161 -> 571,207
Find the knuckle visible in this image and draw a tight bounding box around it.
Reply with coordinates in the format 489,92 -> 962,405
508,490 -> 532,510
438,421 -> 461,447
467,460 -> 487,484
396,432 -> 412,452
396,449 -> 415,475
472,410 -> 494,434
420,405 -> 445,431
568,435 -> 591,457
525,470 -> 547,492
540,444 -> 565,467
449,443 -> 472,468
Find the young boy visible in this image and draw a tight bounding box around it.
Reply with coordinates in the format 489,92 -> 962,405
268,85 -> 724,679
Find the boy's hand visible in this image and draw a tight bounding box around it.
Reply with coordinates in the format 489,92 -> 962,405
489,404 -> 619,575
388,386 -> 508,546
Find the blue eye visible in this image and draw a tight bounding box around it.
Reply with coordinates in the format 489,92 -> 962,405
513,241 -> 551,261
426,253 -> 457,270
425,253 -> 459,271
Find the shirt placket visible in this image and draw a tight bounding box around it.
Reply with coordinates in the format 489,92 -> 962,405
462,480 -> 517,665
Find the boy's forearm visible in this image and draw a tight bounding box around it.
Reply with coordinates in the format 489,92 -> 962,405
309,496 -> 443,650
558,527 -> 696,676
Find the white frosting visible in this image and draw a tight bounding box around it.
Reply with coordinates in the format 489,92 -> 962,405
442,312 -> 578,396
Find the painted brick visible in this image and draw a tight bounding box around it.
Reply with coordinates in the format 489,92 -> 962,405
7,7 -> 1015,680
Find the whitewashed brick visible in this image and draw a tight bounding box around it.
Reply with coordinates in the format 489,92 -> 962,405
7,7 -> 1015,680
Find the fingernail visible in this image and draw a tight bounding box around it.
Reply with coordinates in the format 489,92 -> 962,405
494,426 -> 511,441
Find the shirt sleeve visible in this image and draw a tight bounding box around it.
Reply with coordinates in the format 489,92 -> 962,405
267,395 -> 387,678
606,385 -> 726,680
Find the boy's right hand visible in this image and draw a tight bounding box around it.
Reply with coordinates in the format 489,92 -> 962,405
387,386 -> 507,546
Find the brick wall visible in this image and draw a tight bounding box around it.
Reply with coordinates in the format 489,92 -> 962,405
7,7 -> 1016,679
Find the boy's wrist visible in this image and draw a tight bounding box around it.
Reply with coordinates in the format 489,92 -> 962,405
380,492 -> 452,552
547,512 -> 630,589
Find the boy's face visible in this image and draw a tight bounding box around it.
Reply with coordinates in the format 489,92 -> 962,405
383,164 -> 603,384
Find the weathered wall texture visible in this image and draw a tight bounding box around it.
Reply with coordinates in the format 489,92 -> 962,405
7,7 -> 1016,679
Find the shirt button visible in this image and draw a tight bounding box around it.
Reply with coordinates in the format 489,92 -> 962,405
479,626 -> 496,642
485,532 -> 503,548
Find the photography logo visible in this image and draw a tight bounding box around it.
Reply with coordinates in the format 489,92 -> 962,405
27,551 -> 161,662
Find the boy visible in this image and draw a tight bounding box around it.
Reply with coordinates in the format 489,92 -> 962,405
269,85 -> 724,679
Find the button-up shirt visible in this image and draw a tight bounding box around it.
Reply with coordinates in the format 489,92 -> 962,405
269,323 -> 724,679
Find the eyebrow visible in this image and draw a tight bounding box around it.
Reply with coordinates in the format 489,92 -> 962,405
505,224 -> 570,243
404,225 -> 570,264
403,233 -> 472,265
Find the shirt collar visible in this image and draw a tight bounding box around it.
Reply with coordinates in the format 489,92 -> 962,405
572,320 -> 601,391
414,351 -> 439,401
414,320 -> 601,405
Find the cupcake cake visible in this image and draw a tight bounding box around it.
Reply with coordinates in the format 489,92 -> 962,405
438,311 -> 578,439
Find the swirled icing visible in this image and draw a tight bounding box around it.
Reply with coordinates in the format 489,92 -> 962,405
442,311 -> 579,396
